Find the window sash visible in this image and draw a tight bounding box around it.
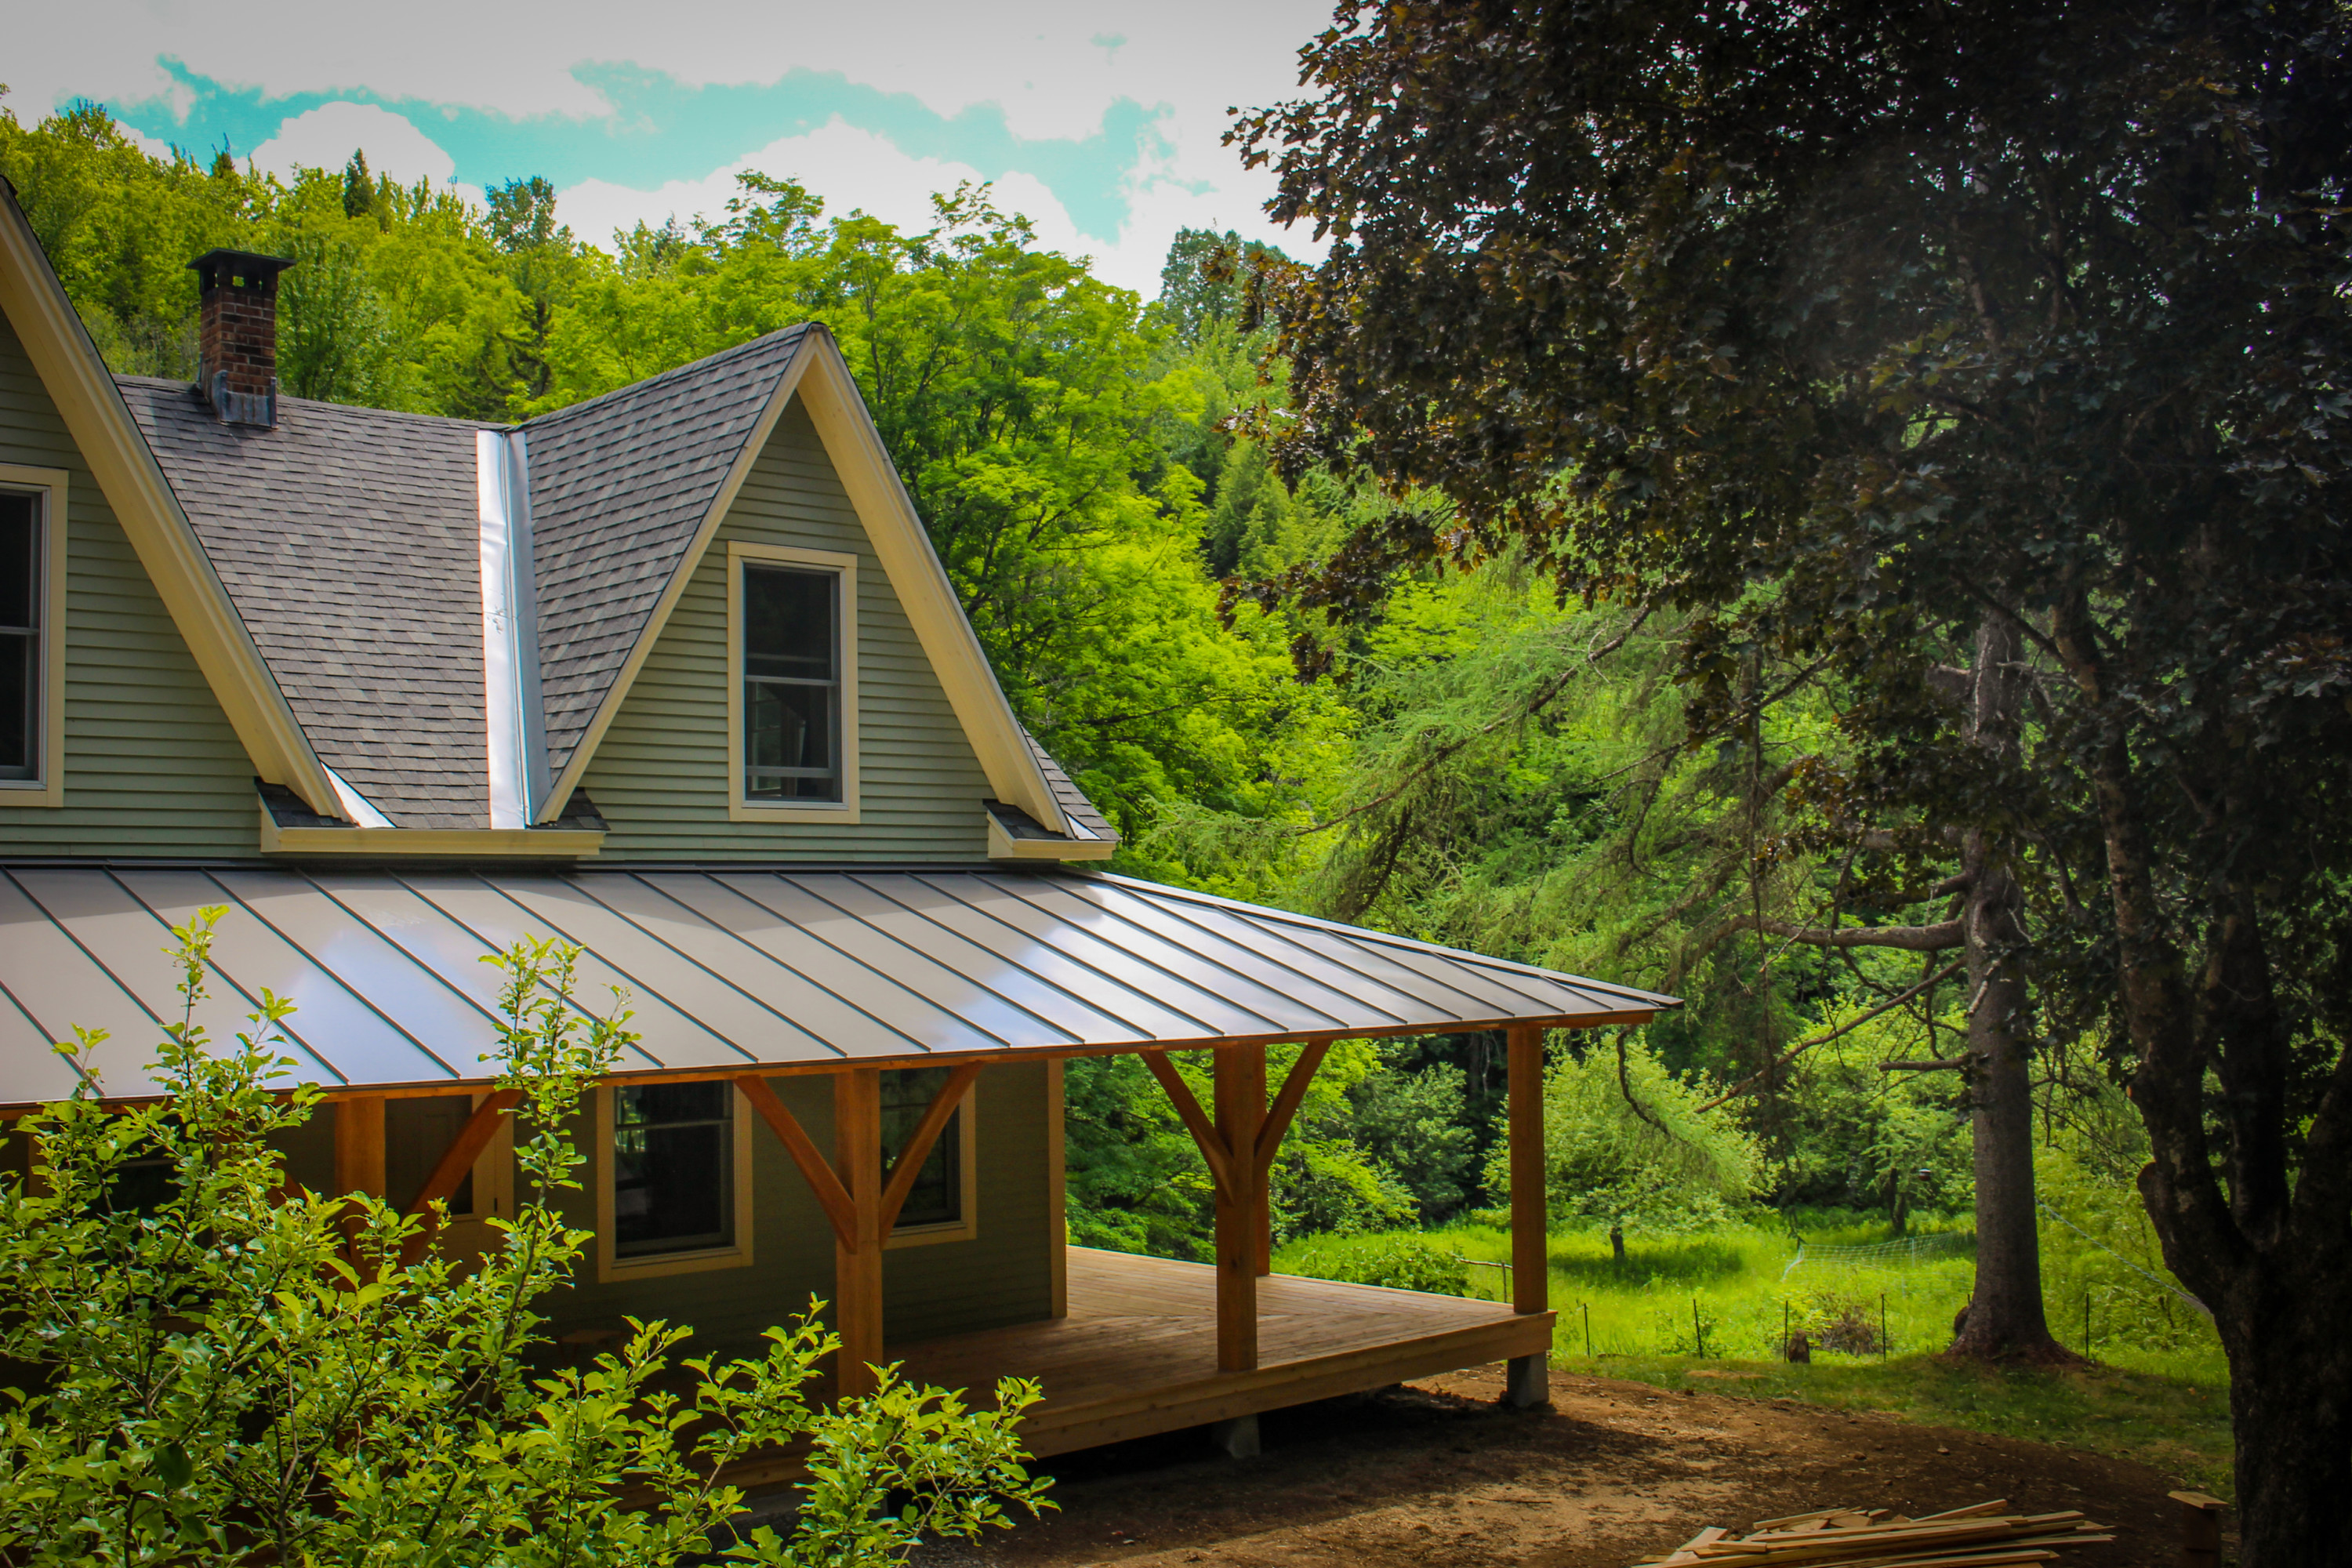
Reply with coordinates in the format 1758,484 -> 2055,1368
0,488 -> 43,784
741,565 -> 843,803
612,1084 -> 736,1258
880,1067 -> 963,1230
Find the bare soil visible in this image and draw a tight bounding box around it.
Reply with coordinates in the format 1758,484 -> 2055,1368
932,1366 -> 2220,1568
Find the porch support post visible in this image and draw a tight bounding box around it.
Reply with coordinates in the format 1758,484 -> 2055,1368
335,1094 -> 386,1201
334,1094 -> 385,1252
833,1067 -> 885,1400
1505,1022 -> 1550,1407
1213,1044 -> 1265,1373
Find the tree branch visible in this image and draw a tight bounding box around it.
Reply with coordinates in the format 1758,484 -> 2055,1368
1713,913 -> 1965,951
1697,960 -> 1966,1112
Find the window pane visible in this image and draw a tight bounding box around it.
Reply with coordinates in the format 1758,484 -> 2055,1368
0,494 -> 34,631
0,493 -> 36,782
614,1082 -> 733,1256
743,566 -> 833,681
385,1095 -> 479,1216
880,1067 -> 961,1229
0,634 -> 28,779
747,681 -> 833,777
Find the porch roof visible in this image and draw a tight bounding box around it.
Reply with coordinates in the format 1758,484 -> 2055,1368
0,865 -> 1673,1104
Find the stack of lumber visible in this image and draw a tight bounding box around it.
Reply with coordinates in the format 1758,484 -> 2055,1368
1637,1499 -> 2114,1568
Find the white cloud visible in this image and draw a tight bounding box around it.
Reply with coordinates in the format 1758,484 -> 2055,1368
246,101 -> 477,201
18,1 -> 1328,288
13,1 -> 1329,142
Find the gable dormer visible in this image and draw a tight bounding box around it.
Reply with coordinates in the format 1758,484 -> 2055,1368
0,178 -> 1110,866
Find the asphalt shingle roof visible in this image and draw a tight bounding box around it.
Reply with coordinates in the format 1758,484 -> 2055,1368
1024,731 -> 1118,843
520,326 -> 811,777
118,378 -> 495,829
114,326 -> 1115,846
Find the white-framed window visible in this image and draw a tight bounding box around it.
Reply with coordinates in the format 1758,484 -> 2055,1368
726,540 -> 859,825
882,1065 -> 978,1250
0,464 -> 67,808
593,1081 -> 755,1282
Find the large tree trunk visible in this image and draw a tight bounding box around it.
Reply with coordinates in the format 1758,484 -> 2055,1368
2055,589 -> 2352,1567
1948,610 -> 2064,1360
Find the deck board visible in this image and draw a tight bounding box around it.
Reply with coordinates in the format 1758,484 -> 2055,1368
882,1247 -> 1552,1460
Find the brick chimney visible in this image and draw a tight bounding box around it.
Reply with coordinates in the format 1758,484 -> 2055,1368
188,249 -> 294,426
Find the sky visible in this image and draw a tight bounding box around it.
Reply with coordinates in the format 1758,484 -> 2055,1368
7,0 -> 1336,295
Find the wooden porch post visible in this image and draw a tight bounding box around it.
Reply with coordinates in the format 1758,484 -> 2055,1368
334,1094 -> 385,1253
334,1095 -> 386,1201
1505,1022 -> 1550,1407
834,1067 -> 885,1399
1244,1048 -> 1272,1276
1213,1044 -> 1265,1373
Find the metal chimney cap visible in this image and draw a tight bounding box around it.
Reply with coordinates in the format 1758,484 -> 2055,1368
187,249 -> 296,290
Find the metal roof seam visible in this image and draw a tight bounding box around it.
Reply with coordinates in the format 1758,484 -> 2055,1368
5,868 -> 169,1033
1050,878 -> 1446,1029
583,871 -> 898,1057
836,871 -> 1229,1044
682,871 -> 1058,1053
468,875 -> 779,1069
1082,868 -> 1676,1007
198,869 -> 463,1078
902,871 -> 1296,1038
387,871 -> 669,1073
97,869 -> 345,1085
292,869 -> 518,1034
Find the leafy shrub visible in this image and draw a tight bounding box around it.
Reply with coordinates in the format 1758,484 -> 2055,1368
1484,1034 -> 1763,1235
1287,1233 -> 1471,1296
0,910 -> 1051,1566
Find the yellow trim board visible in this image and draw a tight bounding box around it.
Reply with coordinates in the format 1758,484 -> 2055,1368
0,462 -> 67,808
258,802 -> 604,857
0,180 -> 340,816
987,811 -> 1115,862
790,339 -> 1069,834
537,326 -> 1075,840
536,336 -> 816,823
725,540 -> 860,826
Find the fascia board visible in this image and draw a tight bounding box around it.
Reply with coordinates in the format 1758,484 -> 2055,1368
257,801 -> 603,857
535,332 -> 816,823
790,336 -> 1069,833
986,811 -> 1116,862
0,184 -> 340,816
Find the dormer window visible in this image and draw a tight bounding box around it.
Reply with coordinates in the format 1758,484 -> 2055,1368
0,467 -> 64,807
745,565 -> 840,800
727,541 -> 859,824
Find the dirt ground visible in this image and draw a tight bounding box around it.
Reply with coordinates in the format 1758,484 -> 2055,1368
927,1366 -> 2221,1568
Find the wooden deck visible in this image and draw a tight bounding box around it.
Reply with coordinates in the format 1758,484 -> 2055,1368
887,1247 -> 1552,1458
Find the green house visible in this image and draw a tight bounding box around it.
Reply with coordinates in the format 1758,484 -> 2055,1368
0,180 -> 1671,1465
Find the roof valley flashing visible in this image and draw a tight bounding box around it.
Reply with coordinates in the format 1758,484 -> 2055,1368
477,428 -> 548,829
13,206 -> 1104,858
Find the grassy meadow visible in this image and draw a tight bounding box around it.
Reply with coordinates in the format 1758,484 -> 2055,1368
1275,1211 -> 2234,1494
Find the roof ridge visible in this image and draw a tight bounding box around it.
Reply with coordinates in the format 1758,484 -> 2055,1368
110,375 -> 503,434
517,322 -> 813,433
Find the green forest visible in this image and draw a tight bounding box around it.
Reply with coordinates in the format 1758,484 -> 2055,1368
8,12 -> 2345,1541
0,96 -> 2216,1327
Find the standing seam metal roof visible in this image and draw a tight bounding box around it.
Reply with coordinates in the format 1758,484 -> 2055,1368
0,866 -> 1674,1103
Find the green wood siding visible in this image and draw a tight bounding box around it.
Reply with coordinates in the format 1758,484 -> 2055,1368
542,1062 -> 1055,1355
0,317 -> 261,857
580,400 -> 993,862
